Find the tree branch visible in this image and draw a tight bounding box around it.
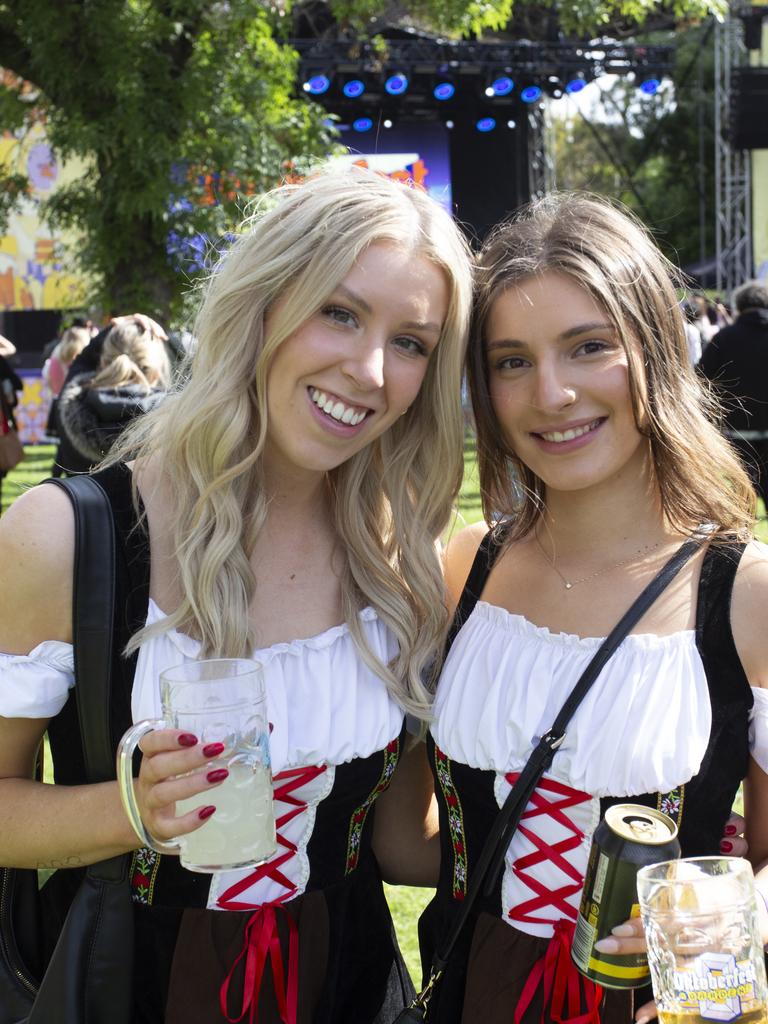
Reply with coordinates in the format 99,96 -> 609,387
0,13 -> 38,85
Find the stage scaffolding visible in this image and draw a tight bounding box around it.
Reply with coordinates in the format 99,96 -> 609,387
714,6 -> 753,295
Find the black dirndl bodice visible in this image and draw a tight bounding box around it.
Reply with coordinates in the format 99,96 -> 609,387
419,531 -> 753,1024
44,462 -> 414,1023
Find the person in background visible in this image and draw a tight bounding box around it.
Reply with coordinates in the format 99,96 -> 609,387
418,193 -> 768,1024
55,318 -> 170,471
0,335 -> 17,359
681,299 -> 703,365
691,294 -> 718,349
43,326 -> 91,399
0,334 -> 23,513
43,326 -> 92,475
712,296 -> 734,331
698,280 -> 768,513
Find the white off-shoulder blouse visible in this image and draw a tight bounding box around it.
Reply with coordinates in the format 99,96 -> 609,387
0,601 -> 404,910
430,600 -> 768,939
0,599 -> 403,773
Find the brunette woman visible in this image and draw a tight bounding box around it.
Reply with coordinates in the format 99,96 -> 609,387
419,192 -> 768,1024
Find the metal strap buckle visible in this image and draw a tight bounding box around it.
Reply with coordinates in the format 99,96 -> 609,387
540,729 -> 565,751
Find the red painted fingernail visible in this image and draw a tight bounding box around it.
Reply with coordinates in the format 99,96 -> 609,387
720,840 -> 733,853
725,824 -> 738,836
202,742 -> 225,757
178,733 -> 198,747
198,805 -> 216,820
269,722 -> 274,735
207,768 -> 229,784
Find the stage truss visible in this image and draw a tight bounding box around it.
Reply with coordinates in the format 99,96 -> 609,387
714,5 -> 753,294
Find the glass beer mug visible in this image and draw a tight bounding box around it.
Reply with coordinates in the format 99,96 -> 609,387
118,658 -> 277,873
637,857 -> 768,1024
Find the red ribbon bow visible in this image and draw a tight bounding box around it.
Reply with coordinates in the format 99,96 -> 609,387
220,905 -> 299,1024
514,919 -> 603,1024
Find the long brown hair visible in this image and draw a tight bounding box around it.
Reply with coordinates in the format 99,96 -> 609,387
469,191 -> 756,539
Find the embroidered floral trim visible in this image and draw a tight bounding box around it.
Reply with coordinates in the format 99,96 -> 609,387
130,846 -> 161,905
434,744 -> 467,900
345,738 -> 400,875
657,785 -> 685,826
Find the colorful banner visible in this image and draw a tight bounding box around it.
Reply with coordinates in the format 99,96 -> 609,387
14,370 -> 51,444
0,120 -> 88,311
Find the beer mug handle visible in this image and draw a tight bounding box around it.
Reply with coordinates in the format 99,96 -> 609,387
117,719 -> 183,856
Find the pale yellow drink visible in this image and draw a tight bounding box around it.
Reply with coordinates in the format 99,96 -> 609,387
175,762 -> 276,871
658,1011 -> 768,1024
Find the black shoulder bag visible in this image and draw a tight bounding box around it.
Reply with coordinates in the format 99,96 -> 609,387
394,533 -> 705,1023
0,475 -> 134,1024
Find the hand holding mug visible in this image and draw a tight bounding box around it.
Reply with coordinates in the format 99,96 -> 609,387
118,658 -> 276,873
131,727 -> 228,844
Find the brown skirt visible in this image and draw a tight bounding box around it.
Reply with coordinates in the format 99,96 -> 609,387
458,913 -> 644,1024
165,892 -> 329,1024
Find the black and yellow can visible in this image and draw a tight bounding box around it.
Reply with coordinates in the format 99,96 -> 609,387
571,804 -> 681,989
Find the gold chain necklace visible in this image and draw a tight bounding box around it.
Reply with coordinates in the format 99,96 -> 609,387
533,532 -> 663,590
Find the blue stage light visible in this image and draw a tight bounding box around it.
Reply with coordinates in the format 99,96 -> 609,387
352,117 -> 373,133
565,78 -> 586,94
491,75 -> 514,96
384,72 -> 409,96
639,77 -> 661,95
433,81 -> 455,101
520,85 -> 542,103
343,79 -> 365,99
476,117 -> 496,133
303,74 -> 331,95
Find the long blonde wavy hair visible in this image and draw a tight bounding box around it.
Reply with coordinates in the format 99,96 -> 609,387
112,165 -> 474,717
469,191 -> 756,540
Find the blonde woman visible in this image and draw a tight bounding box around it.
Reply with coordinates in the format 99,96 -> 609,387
56,319 -> 171,468
0,166 -> 473,1024
419,193 -> 768,1024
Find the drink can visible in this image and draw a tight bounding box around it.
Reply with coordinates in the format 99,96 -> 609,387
571,803 -> 681,989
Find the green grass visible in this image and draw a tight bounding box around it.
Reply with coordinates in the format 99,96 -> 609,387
2,441 -> 764,987
386,883 -> 433,985
1,444 -> 57,515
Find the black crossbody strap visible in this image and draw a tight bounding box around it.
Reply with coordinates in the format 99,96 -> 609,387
46,477 -> 126,886
431,532 -> 705,974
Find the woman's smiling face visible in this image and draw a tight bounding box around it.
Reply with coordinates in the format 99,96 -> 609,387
485,270 -> 647,496
263,242 -> 449,483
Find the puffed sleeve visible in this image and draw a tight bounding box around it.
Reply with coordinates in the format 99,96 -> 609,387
749,687 -> 768,775
0,642 -> 74,718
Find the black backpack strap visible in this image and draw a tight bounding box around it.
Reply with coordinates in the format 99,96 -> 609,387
47,476 -> 116,785
46,476 -> 126,887
445,526 -> 508,654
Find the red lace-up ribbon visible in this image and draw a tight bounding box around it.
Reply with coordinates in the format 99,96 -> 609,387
505,772 -> 591,928
514,920 -> 603,1024
504,772 -> 602,1024
217,764 -> 328,1024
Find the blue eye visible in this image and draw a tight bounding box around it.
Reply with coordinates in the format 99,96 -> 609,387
394,336 -> 427,357
323,305 -> 357,326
